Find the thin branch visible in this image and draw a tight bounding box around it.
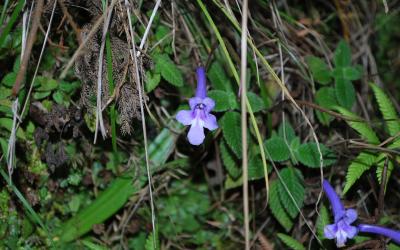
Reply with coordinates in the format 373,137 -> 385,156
124,0 -> 158,248
12,0 -> 44,97
240,0 -> 250,248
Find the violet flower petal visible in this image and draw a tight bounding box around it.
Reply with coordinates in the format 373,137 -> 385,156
323,179 -> 345,220
195,67 -> 207,99
358,224 -> 400,244
343,209 -> 358,224
203,114 -> 218,131
203,97 -> 215,113
189,97 -> 203,110
187,120 -> 205,145
176,110 -> 193,126
324,224 -> 338,239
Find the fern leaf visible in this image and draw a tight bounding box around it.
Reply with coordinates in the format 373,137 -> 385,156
335,106 -> 380,144
376,153 -> 394,185
277,233 -> 306,250
343,152 -> 376,194
370,83 -> 400,137
145,232 -> 160,250
269,180 -> 293,232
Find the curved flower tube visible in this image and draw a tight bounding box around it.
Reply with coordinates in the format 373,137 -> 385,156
176,67 -> 218,145
358,224 -> 400,244
323,180 -> 358,247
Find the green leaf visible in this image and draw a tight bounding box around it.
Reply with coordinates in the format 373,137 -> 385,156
247,92 -> 265,112
277,233 -> 306,250
277,167 -> 305,218
295,143 -> 336,168
332,66 -> 362,81
315,87 -> 337,125
269,180 -> 293,232
316,205 -> 331,238
388,243 -> 400,250
59,81 -> 80,94
33,91 -> 51,100
264,137 -> 290,162
1,72 -> 16,87
154,54 -> 183,87
0,118 -> 26,139
0,86 -> 12,99
370,83 -> 400,136
334,106 -> 380,144
220,141 -> 241,179
376,154 -> 394,184
145,72 -> 161,92
248,150 -> 267,180
208,90 -> 237,112
278,122 -> 296,143
334,40 -> 351,67
343,152 -> 376,194
220,112 -> 242,158
52,91 -> 64,104
335,77 -> 355,109
145,232 -> 160,250
35,76 -> 58,92
306,56 -> 331,85
208,61 -> 233,92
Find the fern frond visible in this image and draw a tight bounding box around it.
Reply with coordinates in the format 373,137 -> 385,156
335,106 -> 380,144
376,153 -> 394,185
277,233 -> 306,250
370,83 -> 400,137
343,152 -> 376,194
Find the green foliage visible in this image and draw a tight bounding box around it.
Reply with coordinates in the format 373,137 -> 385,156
145,232 -> 160,250
145,71 -> 161,92
307,41 -> 362,124
315,87 -> 337,125
370,83 -> 400,137
220,111 -> 242,158
269,180 -> 293,232
376,153 -> 394,184
58,126 -> 178,242
306,56 -> 331,85
334,40 -> 351,67
278,122 -> 296,142
154,54 -> 184,87
340,83 -> 400,192
277,233 -> 306,250
264,136 -> 290,162
0,0 -> 24,48
220,140 -> 241,179
247,92 -> 266,112
277,167 -> 305,218
335,106 -> 380,144
208,90 -> 237,111
208,61 -> 233,92
264,122 -> 336,168
295,143 -> 336,168
334,78 -> 356,109
316,205 -> 330,238
343,152 -> 376,194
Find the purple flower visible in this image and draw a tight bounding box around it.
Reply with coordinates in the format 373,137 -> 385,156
176,67 -> 218,145
323,179 -> 358,247
358,224 -> 400,244
322,179 -> 400,247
